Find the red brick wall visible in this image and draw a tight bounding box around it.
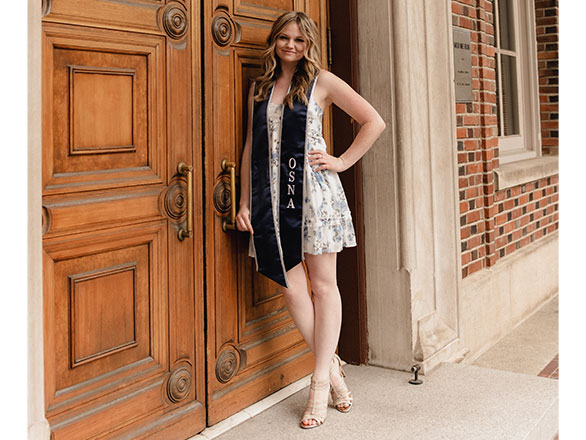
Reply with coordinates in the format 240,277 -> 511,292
452,0 -> 559,278
535,0 -> 559,155
493,176 -> 559,260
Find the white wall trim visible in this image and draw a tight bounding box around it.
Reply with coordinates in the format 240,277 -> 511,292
28,0 -> 51,438
494,156 -> 558,190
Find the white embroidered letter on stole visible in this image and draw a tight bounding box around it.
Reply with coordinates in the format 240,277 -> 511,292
286,158 -> 297,208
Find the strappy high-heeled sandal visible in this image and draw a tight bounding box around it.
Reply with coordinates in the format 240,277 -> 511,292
299,375 -> 330,429
329,353 -> 353,413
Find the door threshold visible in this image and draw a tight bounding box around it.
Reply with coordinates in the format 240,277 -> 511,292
189,374 -> 312,439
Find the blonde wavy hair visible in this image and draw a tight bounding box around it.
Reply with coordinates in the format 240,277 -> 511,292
254,11 -> 322,109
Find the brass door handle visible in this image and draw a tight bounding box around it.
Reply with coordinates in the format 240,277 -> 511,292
221,159 -> 237,232
177,162 -> 193,241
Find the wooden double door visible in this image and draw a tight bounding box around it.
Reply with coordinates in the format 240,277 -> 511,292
42,1 -> 327,438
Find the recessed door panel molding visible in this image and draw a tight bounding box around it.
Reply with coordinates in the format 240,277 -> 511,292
48,379 -> 168,440
42,0 -> 205,437
43,0 -> 163,34
69,262 -> 139,367
55,46 -> 148,171
236,322 -> 305,370
43,222 -> 168,410
42,186 -> 165,238
233,0 -> 296,20
69,65 -> 137,155
231,15 -> 272,48
42,23 -> 166,195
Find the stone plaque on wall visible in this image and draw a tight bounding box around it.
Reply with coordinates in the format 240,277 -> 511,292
453,29 -> 473,102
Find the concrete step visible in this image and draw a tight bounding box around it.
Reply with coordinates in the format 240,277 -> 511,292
197,362 -> 557,440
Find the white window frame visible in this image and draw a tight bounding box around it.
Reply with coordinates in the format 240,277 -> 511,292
494,0 -> 542,164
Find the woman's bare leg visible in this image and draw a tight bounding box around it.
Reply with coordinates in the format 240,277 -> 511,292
282,253 -> 348,426
280,262 -> 315,353
303,252 -> 341,382
299,252 -> 345,426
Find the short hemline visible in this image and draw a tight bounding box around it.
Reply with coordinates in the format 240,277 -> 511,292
302,241 -> 357,256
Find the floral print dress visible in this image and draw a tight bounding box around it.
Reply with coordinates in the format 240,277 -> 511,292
249,91 -> 356,259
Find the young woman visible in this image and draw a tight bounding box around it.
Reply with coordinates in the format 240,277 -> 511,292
235,11 -> 385,429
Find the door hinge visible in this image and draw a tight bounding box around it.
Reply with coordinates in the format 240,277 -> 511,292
326,27 -> 332,66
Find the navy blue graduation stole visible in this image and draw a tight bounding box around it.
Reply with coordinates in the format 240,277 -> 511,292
250,79 -> 316,287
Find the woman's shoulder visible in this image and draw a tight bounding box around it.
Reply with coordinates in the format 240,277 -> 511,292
315,69 -> 347,90
316,69 -> 336,82
313,70 -> 336,108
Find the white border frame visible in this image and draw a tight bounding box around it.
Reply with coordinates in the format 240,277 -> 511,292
497,0 -> 542,164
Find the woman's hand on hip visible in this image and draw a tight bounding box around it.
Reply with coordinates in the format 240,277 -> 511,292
236,205 -> 254,234
308,149 -> 347,173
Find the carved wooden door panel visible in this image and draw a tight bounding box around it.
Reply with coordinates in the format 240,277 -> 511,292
204,0 -> 329,424
41,1 -> 205,438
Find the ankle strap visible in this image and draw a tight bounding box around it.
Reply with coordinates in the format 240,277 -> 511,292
310,376 -> 330,389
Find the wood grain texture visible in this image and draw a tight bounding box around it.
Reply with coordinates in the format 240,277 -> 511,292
69,262 -> 138,366
42,23 -> 165,196
42,0 -> 340,436
234,0 -> 295,20
70,67 -> 135,154
42,0 -> 206,438
44,0 -> 163,34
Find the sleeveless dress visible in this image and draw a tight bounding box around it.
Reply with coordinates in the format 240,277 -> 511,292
248,90 -> 356,258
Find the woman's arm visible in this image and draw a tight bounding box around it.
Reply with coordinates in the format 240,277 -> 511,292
235,83 -> 255,234
309,69 -> 386,173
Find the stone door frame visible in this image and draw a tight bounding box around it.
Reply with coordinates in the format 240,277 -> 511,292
357,0 -> 467,372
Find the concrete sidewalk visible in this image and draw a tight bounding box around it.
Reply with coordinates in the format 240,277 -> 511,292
192,295 -> 559,440
471,293 -> 558,375
203,363 -> 557,440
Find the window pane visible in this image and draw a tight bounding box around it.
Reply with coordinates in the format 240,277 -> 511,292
497,0 -> 515,51
500,54 -> 519,136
